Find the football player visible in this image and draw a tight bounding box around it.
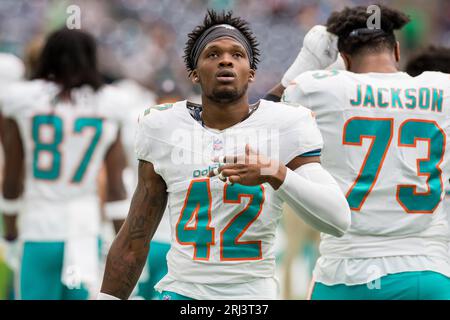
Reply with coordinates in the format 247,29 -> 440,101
98,10 -> 351,300
0,28 -> 129,300
268,5 -> 450,299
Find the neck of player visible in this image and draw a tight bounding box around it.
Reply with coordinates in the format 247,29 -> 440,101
201,93 -> 251,130
350,53 -> 399,74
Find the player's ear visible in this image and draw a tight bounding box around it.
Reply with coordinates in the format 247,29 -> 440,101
394,41 -> 401,63
191,70 -> 200,84
248,69 -> 255,83
341,53 -> 351,70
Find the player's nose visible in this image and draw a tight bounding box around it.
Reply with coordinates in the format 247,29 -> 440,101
218,53 -> 234,68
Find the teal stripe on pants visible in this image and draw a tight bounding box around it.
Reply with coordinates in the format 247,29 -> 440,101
311,271 -> 450,300
19,242 -> 89,300
138,241 -> 170,300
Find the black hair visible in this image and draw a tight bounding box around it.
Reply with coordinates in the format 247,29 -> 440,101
326,5 -> 410,56
33,28 -> 103,92
405,46 -> 450,76
184,9 -> 260,75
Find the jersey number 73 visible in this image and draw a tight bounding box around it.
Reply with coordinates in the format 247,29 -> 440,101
343,117 -> 445,213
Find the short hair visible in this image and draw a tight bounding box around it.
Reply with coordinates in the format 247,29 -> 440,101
184,9 -> 260,76
405,46 -> 450,76
33,28 -> 103,91
326,5 -> 410,56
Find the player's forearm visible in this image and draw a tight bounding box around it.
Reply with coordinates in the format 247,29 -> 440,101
2,215 -> 18,241
276,163 -> 351,237
101,222 -> 149,299
263,83 -> 284,102
2,119 -> 25,201
101,161 -> 168,299
112,219 -> 125,234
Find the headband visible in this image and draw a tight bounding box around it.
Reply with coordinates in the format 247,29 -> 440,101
190,24 -> 254,69
348,28 -> 387,37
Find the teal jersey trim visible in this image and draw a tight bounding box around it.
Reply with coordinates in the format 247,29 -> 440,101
301,149 -> 322,157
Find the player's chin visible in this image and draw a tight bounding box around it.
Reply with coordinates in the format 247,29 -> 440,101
211,87 -> 239,102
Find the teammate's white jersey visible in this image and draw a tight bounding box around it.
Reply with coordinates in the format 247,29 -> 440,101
1,80 -> 127,241
113,80 -> 171,244
135,99 -> 323,299
283,70 -> 450,285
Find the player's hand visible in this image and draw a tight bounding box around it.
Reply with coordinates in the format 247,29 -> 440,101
302,25 -> 339,68
208,144 -> 287,190
282,25 -> 339,87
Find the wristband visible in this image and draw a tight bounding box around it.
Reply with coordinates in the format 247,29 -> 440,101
0,197 -> 23,216
97,292 -> 121,300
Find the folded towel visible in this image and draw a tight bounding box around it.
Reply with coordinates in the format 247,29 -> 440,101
61,199 -> 100,295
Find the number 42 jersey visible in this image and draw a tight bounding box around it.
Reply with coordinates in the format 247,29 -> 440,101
283,70 -> 450,285
135,99 -> 323,299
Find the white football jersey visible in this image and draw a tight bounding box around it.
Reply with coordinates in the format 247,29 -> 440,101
1,80 -> 127,240
283,70 -> 450,285
113,80 -> 171,244
135,99 -> 323,299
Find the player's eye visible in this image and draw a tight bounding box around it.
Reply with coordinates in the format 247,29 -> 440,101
207,52 -> 218,58
233,52 -> 244,58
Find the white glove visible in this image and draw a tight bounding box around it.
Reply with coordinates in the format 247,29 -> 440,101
326,54 -> 346,71
282,25 -> 339,87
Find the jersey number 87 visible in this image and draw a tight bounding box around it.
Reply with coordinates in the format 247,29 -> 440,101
32,114 -> 103,183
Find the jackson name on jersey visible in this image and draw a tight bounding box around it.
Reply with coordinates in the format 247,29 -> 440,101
283,70 -> 450,285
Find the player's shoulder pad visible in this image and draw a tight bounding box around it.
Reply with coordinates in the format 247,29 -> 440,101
136,102 -> 179,137
138,102 -> 175,122
141,103 -> 174,116
135,102 -> 178,164
0,80 -> 56,116
264,100 -> 317,127
263,101 -> 323,161
284,70 -> 347,104
292,69 -> 344,85
415,71 -> 450,91
419,71 -> 450,81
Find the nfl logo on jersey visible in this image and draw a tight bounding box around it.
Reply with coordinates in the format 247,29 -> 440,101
213,137 -> 223,151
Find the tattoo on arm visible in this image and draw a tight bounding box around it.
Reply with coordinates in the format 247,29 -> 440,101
101,160 -> 167,299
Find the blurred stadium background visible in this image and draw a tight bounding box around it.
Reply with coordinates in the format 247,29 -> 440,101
0,0 -> 449,300
1,0 -> 449,101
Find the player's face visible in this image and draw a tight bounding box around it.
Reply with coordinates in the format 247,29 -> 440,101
193,37 -> 255,103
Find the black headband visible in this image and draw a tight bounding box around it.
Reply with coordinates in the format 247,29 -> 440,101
348,28 -> 387,37
190,24 -> 254,69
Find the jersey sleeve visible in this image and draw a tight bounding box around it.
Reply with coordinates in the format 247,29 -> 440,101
135,107 -> 156,164
278,104 -> 324,164
134,105 -> 172,170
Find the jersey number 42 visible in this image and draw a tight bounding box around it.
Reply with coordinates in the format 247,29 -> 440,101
176,179 -> 265,261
